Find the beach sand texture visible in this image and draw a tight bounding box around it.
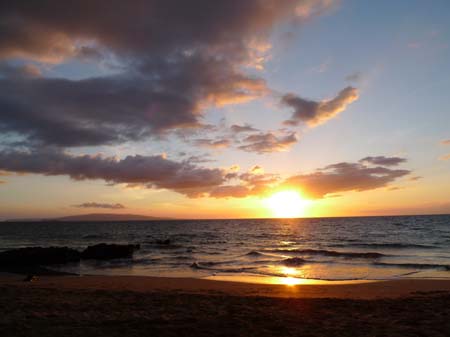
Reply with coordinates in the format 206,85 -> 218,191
1,275 -> 450,336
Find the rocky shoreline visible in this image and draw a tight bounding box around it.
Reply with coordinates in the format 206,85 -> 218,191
0,244 -> 140,275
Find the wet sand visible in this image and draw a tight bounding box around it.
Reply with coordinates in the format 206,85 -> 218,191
1,275 -> 450,336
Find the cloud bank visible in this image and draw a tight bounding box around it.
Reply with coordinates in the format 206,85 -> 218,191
0,147 -> 412,200
0,148 -> 225,197
284,161 -> 410,198
0,0 -> 334,148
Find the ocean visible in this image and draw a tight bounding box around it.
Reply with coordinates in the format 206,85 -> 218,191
1,215 -> 449,283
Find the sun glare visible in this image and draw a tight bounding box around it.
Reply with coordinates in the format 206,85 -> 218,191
265,190 -> 310,218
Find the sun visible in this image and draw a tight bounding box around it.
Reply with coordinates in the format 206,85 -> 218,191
265,190 -> 310,218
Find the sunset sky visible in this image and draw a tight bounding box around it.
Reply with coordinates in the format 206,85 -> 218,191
0,0 -> 449,219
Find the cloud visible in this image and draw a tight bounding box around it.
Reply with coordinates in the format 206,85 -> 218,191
345,71 -> 362,83
209,185 -> 251,198
73,202 -> 125,209
230,124 -> 259,133
193,138 -> 231,149
439,140 -> 450,160
408,176 -> 422,181
284,160 -> 411,198
210,171 -> 279,198
0,1 -> 333,63
0,63 -> 265,147
210,155 -> 412,199
250,165 -> 264,174
0,62 -> 41,78
310,57 -> 331,73
0,147 -> 413,201
359,156 -> 407,166
238,131 -> 298,154
0,148 -> 225,197
0,0 -> 334,148
281,86 -> 358,126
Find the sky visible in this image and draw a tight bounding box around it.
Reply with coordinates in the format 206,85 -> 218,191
0,0 -> 449,219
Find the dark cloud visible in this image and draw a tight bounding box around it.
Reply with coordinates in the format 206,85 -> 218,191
0,0 -> 333,148
281,86 -> 358,126
408,176 -> 422,181
284,161 -> 410,198
0,148 -> 225,196
0,62 -> 267,147
238,131 -> 298,154
359,156 -> 407,166
230,124 -> 259,133
0,62 -> 41,78
73,202 -> 125,209
0,76 -> 202,147
75,46 -> 104,62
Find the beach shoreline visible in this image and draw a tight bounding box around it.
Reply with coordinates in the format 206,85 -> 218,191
2,273 -> 450,299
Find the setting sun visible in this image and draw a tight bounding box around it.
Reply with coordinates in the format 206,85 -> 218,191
265,190 -> 310,218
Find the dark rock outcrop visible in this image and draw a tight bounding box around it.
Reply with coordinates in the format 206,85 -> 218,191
0,247 -> 81,266
81,243 -> 140,260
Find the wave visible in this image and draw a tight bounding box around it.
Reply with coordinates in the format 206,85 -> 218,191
190,262 -> 257,274
190,259 -> 238,267
374,262 -> 450,271
333,243 -> 437,249
265,248 -> 384,259
82,234 -> 105,239
143,240 -> 184,249
282,257 -> 306,266
245,251 -> 268,257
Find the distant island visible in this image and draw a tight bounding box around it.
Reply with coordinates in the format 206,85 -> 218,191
4,213 -> 173,222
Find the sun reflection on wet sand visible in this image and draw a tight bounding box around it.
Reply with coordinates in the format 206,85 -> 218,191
281,277 -> 302,286
205,274 -> 376,286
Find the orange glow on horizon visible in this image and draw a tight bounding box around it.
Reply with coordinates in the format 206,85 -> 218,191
264,190 -> 311,218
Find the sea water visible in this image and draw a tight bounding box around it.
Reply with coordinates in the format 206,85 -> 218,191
1,215 -> 449,282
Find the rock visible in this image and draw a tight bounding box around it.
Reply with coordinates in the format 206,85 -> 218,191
81,243 -> 140,260
156,239 -> 171,245
0,247 -> 81,266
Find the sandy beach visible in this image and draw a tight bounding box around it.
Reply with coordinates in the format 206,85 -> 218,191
1,275 -> 450,336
